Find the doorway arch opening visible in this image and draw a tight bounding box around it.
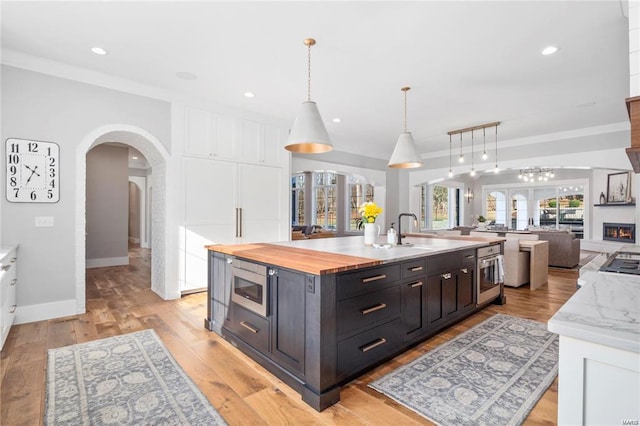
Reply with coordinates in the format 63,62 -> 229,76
75,125 -> 171,314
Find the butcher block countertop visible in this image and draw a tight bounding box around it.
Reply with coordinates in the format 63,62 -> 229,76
206,235 -> 502,275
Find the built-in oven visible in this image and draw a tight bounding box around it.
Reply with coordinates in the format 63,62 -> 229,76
476,245 -> 503,305
231,258 -> 270,318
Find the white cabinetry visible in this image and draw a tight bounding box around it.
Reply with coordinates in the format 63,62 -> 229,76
181,157 -> 285,293
185,106 -> 239,160
1,246 -> 18,349
184,107 -> 285,167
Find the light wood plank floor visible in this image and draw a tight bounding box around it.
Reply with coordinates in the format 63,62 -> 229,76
1,245 -> 578,425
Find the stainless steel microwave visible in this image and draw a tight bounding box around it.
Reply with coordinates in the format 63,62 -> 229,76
231,258 -> 269,317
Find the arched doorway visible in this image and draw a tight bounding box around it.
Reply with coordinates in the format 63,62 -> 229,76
75,125 -> 171,314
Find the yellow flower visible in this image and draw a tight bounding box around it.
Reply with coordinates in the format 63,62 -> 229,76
357,202 -> 382,227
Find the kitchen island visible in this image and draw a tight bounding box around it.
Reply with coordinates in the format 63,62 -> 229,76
206,235 -> 504,411
548,247 -> 640,425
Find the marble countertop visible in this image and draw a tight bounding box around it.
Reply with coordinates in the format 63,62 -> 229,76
548,246 -> 640,353
272,235 -> 495,263
0,245 -> 17,262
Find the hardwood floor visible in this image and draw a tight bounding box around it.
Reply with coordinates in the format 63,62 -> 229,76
0,245 -> 578,425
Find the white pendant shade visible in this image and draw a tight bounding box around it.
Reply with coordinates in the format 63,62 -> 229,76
388,132 -> 423,168
285,101 -> 333,153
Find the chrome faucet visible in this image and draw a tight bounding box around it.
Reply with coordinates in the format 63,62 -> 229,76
397,213 -> 418,245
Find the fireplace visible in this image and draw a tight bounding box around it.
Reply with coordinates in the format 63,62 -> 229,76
603,222 -> 636,243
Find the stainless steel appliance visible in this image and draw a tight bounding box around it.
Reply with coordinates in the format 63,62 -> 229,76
231,258 -> 271,317
476,245 -> 503,304
599,251 -> 640,275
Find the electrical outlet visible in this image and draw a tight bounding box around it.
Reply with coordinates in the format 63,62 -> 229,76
306,276 -> 315,294
35,216 -> 54,227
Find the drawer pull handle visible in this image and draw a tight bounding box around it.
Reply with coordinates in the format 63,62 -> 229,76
11,257 -> 16,263
1,265 -> 10,272
441,273 -> 452,280
361,303 -> 387,315
240,321 -> 259,334
362,274 -> 387,283
465,255 -> 475,259
360,337 -> 387,353
9,305 -> 16,314
461,268 -> 468,274
409,281 -> 423,288
10,279 -> 17,286
409,266 -> 423,272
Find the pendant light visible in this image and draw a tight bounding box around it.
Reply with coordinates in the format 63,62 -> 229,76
482,127 -> 488,160
448,134 -> 453,178
470,129 -> 476,176
388,87 -> 423,168
285,38 -> 333,154
493,124 -> 500,173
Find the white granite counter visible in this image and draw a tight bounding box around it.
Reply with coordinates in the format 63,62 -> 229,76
272,235 -> 493,263
548,246 -> 640,353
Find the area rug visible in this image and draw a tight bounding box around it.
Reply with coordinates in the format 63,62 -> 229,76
45,329 -> 226,425
369,314 -> 558,426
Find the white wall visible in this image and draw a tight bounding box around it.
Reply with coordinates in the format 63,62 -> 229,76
86,144 -> 129,267
1,65 -> 171,323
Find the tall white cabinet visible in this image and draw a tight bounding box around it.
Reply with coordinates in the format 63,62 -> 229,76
179,105 -> 289,294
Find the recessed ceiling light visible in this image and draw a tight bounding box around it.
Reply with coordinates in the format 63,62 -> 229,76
541,46 -> 558,56
244,92 -> 255,98
91,47 -> 107,55
132,156 -> 138,160
332,118 -> 341,123
176,71 -> 197,80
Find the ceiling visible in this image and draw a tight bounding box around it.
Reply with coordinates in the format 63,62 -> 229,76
1,1 -> 631,162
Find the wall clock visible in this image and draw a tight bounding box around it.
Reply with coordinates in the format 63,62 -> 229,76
5,138 -> 60,203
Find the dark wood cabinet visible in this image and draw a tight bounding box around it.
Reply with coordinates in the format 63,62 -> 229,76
207,245 -> 490,413
270,268 -> 306,377
401,276 -> 427,342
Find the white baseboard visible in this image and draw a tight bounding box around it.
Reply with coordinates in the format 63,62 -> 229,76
15,299 -> 77,324
86,256 -> 129,268
128,237 -> 140,244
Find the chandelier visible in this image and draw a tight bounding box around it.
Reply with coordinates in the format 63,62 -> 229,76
446,121 -> 500,177
518,167 -> 555,182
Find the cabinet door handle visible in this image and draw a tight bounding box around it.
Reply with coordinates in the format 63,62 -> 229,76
1,265 -> 10,272
9,305 -> 16,314
239,208 -> 243,238
409,281 -> 423,288
240,321 -> 259,334
441,273 -> 452,280
360,337 -> 387,353
362,274 -> 387,283
10,279 -> 16,286
11,257 -> 16,263
461,268 -> 468,274
360,303 -> 387,315
235,208 -> 239,238
410,266 -> 423,272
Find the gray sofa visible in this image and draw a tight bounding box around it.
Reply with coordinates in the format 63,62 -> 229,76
529,230 -> 580,268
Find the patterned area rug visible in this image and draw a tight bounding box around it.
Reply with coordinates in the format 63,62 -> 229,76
45,329 -> 226,425
369,314 -> 558,426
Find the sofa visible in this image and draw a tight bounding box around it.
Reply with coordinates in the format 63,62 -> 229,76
529,230 -> 580,268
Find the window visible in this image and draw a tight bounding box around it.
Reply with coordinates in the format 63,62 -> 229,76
486,191 -> 507,225
348,177 -> 374,231
291,174 -> 305,225
313,172 -> 337,229
420,184 -> 461,229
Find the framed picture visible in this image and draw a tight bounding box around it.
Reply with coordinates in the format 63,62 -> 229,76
607,172 -> 631,203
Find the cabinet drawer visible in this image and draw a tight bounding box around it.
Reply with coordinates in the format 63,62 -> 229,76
426,252 -> 460,274
461,249 -> 476,266
337,318 -> 402,380
226,304 -> 270,354
402,259 -> 426,279
337,264 -> 400,300
337,286 -> 400,337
